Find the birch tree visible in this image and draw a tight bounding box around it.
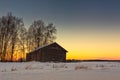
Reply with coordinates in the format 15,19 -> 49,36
0,13 -> 24,61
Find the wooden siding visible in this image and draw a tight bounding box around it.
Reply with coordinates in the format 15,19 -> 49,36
26,42 -> 67,62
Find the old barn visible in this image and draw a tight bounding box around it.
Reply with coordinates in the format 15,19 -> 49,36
26,42 -> 67,62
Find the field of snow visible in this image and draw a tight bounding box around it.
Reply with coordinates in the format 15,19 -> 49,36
0,61 -> 120,80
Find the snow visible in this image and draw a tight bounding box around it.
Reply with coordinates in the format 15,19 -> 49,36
0,61 -> 120,80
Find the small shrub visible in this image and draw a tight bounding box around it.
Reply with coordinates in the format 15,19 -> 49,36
1,69 -> 6,72
11,66 -> 17,71
52,64 -> 57,68
46,64 -> 50,66
75,65 -> 88,70
99,64 -> 104,68
25,64 -> 32,70
52,64 -> 68,68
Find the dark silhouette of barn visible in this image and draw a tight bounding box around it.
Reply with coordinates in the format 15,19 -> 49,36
26,42 -> 68,62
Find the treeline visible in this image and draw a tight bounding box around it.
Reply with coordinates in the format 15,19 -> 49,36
0,13 -> 56,61
66,59 -> 120,62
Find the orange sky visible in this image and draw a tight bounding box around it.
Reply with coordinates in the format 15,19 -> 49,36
57,26 -> 120,60
1,0 -> 120,60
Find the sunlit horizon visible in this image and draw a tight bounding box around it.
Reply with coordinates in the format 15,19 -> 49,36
1,0 -> 120,60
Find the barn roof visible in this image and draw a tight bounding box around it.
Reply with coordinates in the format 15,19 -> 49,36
29,42 -> 68,54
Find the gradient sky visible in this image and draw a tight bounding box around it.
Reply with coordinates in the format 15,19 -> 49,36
0,0 -> 120,60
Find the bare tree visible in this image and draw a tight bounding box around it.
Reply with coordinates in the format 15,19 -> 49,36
18,27 -> 27,61
43,23 -> 56,45
0,13 -> 14,61
27,20 -> 45,51
10,15 -> 24,61
0,13 -> 24,61
0,13 -> 57,62
27,20 -> 57,52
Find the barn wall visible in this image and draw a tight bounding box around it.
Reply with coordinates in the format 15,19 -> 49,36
26,43 -> 67,62
26,50 -> 42,61
26,54 -> 30,61
41,48 -> 66,62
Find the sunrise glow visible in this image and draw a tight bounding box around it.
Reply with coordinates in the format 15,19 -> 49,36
57,28 -> 120,60
1,0 -> 120,60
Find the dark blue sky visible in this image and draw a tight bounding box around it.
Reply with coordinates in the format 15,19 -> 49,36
0,0 -> 120,29
1,0 -> 120,59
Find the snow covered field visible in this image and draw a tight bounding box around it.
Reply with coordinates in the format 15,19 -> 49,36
0,61 -> 120,80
